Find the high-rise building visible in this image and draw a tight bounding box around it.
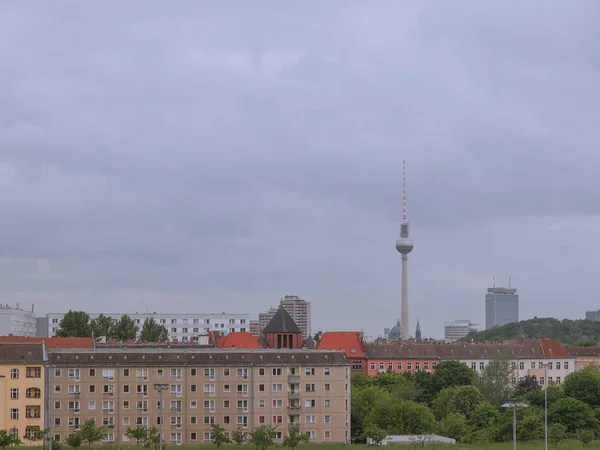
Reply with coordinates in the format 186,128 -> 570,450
444,320 -> 479,342
395,160 -> 414,340
0,304 -> 36,337
485,287 -> 519,329
37,312 -> 249,341
586,310 -> 600,321
255,296 -> 312,340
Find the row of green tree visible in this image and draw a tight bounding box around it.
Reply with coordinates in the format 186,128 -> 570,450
56,310 -> 168,342
465,317 -> 600,345
0,421 -> 310,450
353,360 -> 600,445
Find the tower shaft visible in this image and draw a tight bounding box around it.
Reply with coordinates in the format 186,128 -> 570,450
401,254 -> 410,339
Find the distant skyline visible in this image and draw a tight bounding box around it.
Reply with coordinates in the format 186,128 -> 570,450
1,1 -> 600,339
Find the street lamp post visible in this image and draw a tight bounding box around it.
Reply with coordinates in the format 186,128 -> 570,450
153,384 -> 169,450
541,363 -> 549,450
502,402 -> 528,450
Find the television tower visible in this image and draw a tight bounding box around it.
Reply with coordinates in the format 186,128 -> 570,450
395,160 -> 414,340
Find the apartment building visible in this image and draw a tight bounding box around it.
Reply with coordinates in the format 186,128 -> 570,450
47,348 -> 350,445
444,320 -> 478,342
38,313 -> 250,342
256,296 -> 312,340
0,304 -> 36,337
364,343 -> 440,376
0,343 -> 45,445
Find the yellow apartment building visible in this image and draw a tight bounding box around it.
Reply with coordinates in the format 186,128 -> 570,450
0,343 -> 45,445
47,348 -> 350,445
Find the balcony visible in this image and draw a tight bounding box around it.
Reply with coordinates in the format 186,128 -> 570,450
288,391 -> 300,399
287,404 -> 301,411
26,388 -> 41,399
170,407 -> 182,413
236,391 -> 248,397
288,374 -> 300,383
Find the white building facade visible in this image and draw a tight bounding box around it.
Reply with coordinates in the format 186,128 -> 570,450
37,312 -> 250,341
444,320 -> 478,342
0,304 -> 37,336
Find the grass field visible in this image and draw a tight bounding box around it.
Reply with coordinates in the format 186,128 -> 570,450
30,442 -> 600,450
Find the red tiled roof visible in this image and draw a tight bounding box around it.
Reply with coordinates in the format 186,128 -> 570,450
539,339 -> 571,358
216,332 -> 262,349
566,346 -> 600,357
316,332 -> 365,358
0,336 -> 95,349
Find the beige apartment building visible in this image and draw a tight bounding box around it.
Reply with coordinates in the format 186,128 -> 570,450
47,348 -> 350,445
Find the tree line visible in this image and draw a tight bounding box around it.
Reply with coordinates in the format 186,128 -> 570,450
466,317 -> 600,346
55,310 -> 169,342
352,358 -> 600,446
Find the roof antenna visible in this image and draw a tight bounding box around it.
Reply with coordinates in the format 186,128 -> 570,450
403,160 -> 407,224
493,276 -> 496,288
509,276 -> 511,289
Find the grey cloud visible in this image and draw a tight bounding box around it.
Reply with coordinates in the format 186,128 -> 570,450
1,0 -> 599,336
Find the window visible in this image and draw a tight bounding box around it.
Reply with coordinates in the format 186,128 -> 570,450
10,369 -> 19,379
224,384 -> 230,392
55,418 -> 61,426
424,362 -> 429,370
10,409 -> 19,420
324,368 -> 331,375
304,399 -> 316,408
259,368 -> 265,376
538,362 -> 544,369
238,368 -> 248,378
272,416 -> 283,424
123,417 -> 130,426
69,385 -> 80,394
55,385 -> 61,393
190,416 -> 197,424
171,319 -> 177,324
26,367 -> 41,378
540,377 -> 545,385
556,377 -> 561,384
305,384 -> 316,392
68,368 -> 81,380
564,362 -> 569,370
190,368 -> 197,376
305,368 -> 315,376
370,362 -> 375,370
479,362 -> 484,370
123,369 -> 129,377
388,362 -> 393,371
190,401 -> 197,409
324,384 -> 330,391
55,368 -> 61,377
54,401 -> 61,410
352,360 -> 363,371
258,400 -> 265,408
204,416 -> 215,425
223,368 -> 230,376
258,384 -> 264,392
259,416 -> 265,424
530,362 -> 536,369
415,362 -> 420,370
102,369 -> 115,380
10,389 -> 19,400
191,433 -> 197,441
191,384 -> 197,392
123,401 -> 130,409
308,431 -> 316,439
204,368 -> 215,379
224,400 -> 230,408
305,415 -> 316,424
324,415 -> 330,423
324,399 -> 330,407
548,376 -> 553,384
272,368 -> 282,376
237,384 -> 248,394
407,363 -> 412,371
556,362 -> 561,370
272,400 -> 282,408
272,384 -> 282,392
548,362 -> 553,370
379,362 -> 384,370
170,368 -> 182,379
519,361 -> 525,370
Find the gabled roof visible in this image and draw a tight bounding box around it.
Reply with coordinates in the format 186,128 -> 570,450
365,342 -> 439,360
216,332 -> 262,349
565,346 -> 600,357
539,339 -> 571,358
0,342 -> 44,363
304,336 -> 315,349
0,336 -> 95,349
316,331 -> 365,358
262,307 -> 301,334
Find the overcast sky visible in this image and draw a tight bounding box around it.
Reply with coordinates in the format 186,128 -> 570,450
1,1 -> 599,339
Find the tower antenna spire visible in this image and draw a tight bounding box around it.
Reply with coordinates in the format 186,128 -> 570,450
403,160 -> 407,223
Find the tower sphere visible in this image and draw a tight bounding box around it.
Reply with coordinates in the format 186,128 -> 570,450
396,237 -> 414,255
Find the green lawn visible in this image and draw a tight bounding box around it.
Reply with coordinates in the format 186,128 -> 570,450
31,442 -> 600,450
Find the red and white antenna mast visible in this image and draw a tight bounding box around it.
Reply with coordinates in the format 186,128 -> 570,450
402,160 -> 407,224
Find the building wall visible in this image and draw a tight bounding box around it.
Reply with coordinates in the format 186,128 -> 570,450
0,307 -> 37,337
0,361 -> 45,444
48,352 -> 350,445
444,321 -> 477,342
461,358 -> 574,388
485,288 -> 519,329
366,359 -> 440,376
39,313 -> 250,341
